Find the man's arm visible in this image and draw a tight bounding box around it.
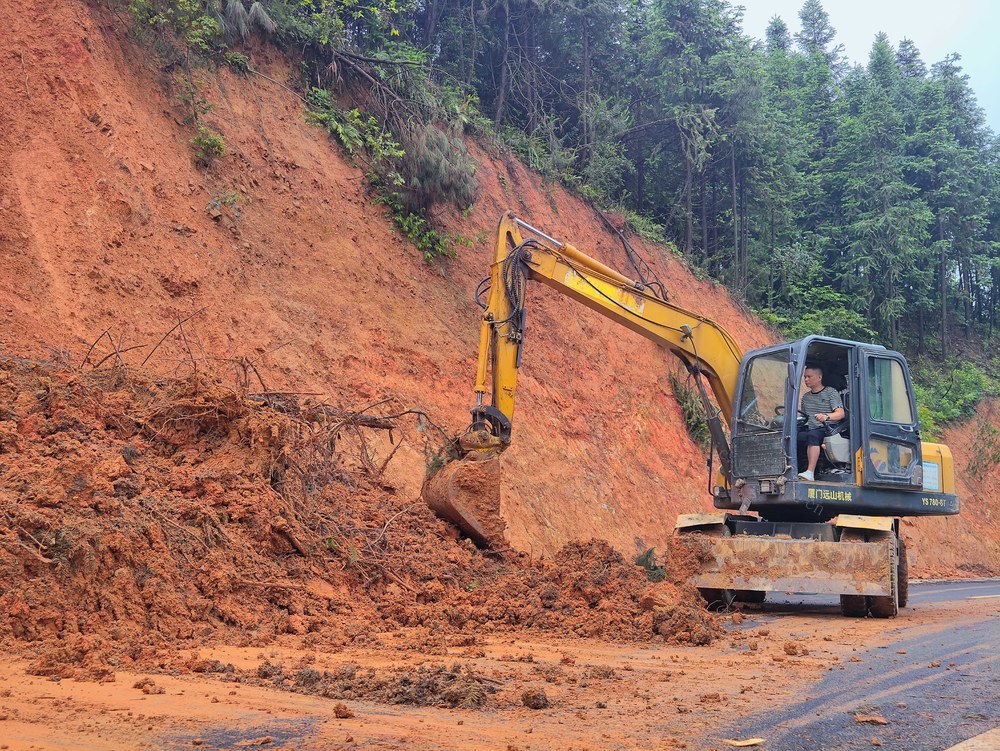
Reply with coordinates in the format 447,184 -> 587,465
815,388 -> 844,424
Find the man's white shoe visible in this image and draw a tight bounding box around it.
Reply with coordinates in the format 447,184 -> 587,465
797,470 -> 815,481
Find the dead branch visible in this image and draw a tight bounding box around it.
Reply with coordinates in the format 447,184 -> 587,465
3,541 -> 53,565
19,52 -> 30,99
303,404 -> 396,430
80,327 -> 112,369
91,342 -> 146,369
370,503 -> 416,546
141,308 -> 207,366
178,320 -> 197,373
244,67 -> 308,104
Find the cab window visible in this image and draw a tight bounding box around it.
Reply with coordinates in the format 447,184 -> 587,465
867,358 -> 913,423
736,350 -> 789,432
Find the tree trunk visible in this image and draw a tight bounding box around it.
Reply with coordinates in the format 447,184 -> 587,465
582,20 -> 591,165
710,175 -> 718,276
635,148 -> 645,213
685,155 -> 693,256
423,0 -> 446,47
700,171 -> 708,264
917,309 -> 924,355
731,147 -> 738,289
768,208 -> 775,308
494,0 -> 511,129
961,256 -> 972,337
465,0 -> 479,86
940,233 -> 947,360
740,172 -> 749,294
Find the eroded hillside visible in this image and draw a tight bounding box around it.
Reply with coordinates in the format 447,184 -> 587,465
0,0 -> 996,574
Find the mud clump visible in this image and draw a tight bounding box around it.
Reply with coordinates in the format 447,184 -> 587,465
521,688 -> 550,709
0,359 -> 717,678
249,659 -> 498,709
652,605 -> 716,646
132,677 -> 166,694
460,539 -> 719,643
332,702 -> 354,718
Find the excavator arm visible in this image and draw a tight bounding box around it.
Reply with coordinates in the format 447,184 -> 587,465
467,213 -> 742,460
424,212 -> 745,546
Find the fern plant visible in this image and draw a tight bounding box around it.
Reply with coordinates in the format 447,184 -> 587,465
209,0 -> 277,40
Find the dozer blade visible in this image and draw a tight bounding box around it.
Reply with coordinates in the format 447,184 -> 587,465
421,456 -> 507,548
691,537 -> 895,596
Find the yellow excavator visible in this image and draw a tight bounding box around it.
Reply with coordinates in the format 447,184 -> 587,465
424,213 -> 959,617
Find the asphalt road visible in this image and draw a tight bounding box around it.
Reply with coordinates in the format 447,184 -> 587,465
718,580 -> 1000,751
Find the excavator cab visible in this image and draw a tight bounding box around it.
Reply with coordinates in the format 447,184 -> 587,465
719,336 -> 957,521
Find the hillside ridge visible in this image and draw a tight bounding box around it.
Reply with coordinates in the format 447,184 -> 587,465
0,0 -> 995,573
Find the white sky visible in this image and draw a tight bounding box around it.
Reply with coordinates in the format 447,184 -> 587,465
738,1 -> 1000,134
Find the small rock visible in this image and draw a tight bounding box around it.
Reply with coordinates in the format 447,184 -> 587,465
896,649 -> 907,654
929,661 -> 941,668
871,739 -> 882,746
854,714 -> 889,725
333,702 -> 354,719
521,689 -> 549,710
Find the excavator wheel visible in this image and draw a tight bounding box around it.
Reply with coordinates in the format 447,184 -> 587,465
734,590 -> 766,604
897,535 -> 909,608
866,530 -> 899,618
838,529 -> 868,617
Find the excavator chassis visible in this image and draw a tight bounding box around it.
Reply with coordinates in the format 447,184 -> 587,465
677,513 -> 900,615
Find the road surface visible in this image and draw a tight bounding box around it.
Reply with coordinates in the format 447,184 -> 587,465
719,580 -> 1000,751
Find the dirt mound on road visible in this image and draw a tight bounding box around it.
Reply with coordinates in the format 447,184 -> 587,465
0,359 -> 716,678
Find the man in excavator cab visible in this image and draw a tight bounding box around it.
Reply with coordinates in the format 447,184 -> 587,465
797,365 -> 845,481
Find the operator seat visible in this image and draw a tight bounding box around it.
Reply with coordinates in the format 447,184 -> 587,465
822,387 -> 851,466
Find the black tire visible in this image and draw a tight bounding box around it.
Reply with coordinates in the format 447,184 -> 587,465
839,529 -> 868,617
867,530 -> 899,618
840,594 -> 867,617
897,535 -> 909,608
698,587 -> 735,610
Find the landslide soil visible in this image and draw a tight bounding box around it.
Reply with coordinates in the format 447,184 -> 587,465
1,1 -> 998,748
1,591 -> 992,751
0,357 -> 721,748
1,0 -> 996,572
0,360 -> 715,652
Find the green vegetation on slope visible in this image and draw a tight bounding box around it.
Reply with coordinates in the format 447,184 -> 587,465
117,0 -> 998,429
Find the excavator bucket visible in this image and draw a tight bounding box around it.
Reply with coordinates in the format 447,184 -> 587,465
421,456 -> 507,548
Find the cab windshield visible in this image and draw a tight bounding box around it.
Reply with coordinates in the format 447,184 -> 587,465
736,350 -> 789,433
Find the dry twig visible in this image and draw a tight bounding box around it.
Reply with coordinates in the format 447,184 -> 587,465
141,308 -> 207,366
19,52 -> 30,99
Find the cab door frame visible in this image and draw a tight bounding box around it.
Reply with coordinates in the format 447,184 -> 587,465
857,348 -> 923,489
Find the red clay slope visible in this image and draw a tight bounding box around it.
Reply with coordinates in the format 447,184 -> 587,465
0,0 -> 995,574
